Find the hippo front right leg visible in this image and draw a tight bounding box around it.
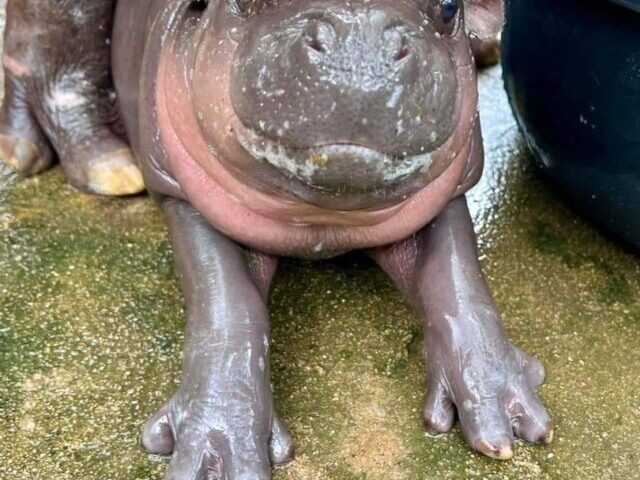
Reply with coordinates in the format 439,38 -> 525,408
142,199 -> 293,479
0,0 -> 143,195
371,196 -> 553,460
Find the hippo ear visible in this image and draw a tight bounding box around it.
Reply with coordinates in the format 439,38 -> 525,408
463,0 -> 504,66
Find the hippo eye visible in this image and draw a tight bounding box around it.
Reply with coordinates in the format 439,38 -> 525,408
431,0 -> 461,35
441,0 -> 460,25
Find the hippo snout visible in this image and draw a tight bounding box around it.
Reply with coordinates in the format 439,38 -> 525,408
227,5 -> 460,194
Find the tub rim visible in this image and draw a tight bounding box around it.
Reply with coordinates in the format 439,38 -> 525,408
609,0 -> 640,14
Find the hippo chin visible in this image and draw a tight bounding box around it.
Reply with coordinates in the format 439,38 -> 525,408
0,0 -> 552,478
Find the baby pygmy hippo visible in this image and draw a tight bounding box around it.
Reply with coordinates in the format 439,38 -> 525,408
0,0 -> 552,478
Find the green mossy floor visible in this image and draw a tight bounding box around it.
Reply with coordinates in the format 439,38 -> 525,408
0,13 -> 638,480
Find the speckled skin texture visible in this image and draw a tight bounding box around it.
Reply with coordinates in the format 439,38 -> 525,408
0,0 -> 632,478
0,2 -> 639,473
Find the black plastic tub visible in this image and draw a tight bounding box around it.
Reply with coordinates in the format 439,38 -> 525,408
503,0 -> 640,252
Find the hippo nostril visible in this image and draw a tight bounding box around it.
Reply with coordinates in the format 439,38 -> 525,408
393,40 -> 411,62
305,36 -> 325,54
304,20 -> 337,54
383,26 -> 411,62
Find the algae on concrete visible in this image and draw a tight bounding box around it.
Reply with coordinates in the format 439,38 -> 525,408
0,6 -> 639,479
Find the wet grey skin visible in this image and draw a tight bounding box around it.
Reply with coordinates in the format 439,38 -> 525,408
142,198 -> 294,478
0,1 -> 554,479
369,196 -> 553,458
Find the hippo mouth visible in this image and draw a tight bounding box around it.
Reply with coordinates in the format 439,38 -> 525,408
233,121 -> 440,197
226,120 -> 460,211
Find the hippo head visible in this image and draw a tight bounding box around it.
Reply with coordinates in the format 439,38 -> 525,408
162,0 -> 478,211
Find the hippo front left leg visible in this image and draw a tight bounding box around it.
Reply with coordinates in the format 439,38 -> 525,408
141,199 -> 293,479
370,196 -> 553,459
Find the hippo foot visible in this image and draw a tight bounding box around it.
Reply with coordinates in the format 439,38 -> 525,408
371,197 -> 553,460
142,391 -> 294,479
423,323 -> 553,460
0,73 -> 144,196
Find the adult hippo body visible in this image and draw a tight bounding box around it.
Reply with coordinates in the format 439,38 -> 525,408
0,1 -> 553,478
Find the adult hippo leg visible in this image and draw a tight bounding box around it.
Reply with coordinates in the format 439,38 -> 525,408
0,0 -> 143,195
370,196 -> 553,459
142,198 -> 293,479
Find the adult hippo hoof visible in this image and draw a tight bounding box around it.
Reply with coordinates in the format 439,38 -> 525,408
85,150 -> 145,197
0,132 -> 52,176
